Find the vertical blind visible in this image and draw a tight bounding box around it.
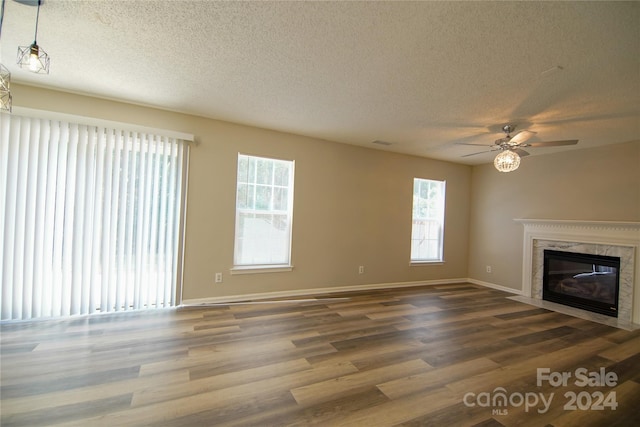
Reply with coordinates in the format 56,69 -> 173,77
0,113 -> 187,320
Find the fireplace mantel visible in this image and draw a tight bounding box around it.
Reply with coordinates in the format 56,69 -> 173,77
514,219 -> 640,324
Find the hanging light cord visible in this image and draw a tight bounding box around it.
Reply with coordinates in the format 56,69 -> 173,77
33,0 -> 41,43
0,0 -> 6,41
0,0 -> 43,42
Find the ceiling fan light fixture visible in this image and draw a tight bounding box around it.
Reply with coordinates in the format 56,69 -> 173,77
494,150 -> 521,172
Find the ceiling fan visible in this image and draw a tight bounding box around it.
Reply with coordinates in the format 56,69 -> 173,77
457,125 -> 578,172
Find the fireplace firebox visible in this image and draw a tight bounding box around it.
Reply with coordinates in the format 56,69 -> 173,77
543,250 -> 620,317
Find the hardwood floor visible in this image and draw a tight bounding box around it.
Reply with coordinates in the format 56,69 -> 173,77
1,283 -> 639,426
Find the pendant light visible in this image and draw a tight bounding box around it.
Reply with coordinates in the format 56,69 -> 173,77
0,63 -> 11,112
17,0 -> 50,74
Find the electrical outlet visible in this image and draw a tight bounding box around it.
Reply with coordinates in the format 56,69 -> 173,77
359,266 -> 364,274
486,265 -> 492,273
215,272 -> 223,283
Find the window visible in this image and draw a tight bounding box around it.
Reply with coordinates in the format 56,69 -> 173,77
411,178 -> 446,262
0,113 -> 188,320
234,154 -> 295,269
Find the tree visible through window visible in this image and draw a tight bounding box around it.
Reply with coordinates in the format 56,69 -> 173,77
234,154 -> 295,267
411,178 -> 446,262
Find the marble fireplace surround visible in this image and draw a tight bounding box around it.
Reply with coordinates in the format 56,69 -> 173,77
514,219 -> 640,326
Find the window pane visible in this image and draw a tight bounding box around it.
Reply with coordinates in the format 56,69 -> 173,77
255,185 -> 272,210
420,180 -> 428,199
256,158 -> 273,184
237,155 -> 249,183
235,212 -> 290,265
248,156 -> 256,182
410,178 -> 445,262
273,187 -> 288,211
274,162 -> 289,186
236,183 -> 254,209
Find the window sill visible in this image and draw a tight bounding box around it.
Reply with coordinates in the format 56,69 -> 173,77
410,260 -> 445,266
230,265 -> 294,275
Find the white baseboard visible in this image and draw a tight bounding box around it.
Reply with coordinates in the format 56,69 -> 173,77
467,278 -> 524,295
181,278 -> 468,306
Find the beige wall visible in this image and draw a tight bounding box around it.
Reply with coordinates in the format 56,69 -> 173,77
468,140 -> 640,292
11,84 -> 471,301
16,84 -> 633,299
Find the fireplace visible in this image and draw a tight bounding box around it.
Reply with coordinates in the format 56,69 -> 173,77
543,250 -> 620,317
514,219 -> 640,327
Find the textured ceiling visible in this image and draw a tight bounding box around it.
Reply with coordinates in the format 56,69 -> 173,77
1,1 -> 638,164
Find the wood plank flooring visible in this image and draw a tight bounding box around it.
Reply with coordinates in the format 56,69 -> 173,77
1,283 -> 639,426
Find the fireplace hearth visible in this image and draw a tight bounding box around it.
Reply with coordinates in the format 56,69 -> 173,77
543,250 -> 620,317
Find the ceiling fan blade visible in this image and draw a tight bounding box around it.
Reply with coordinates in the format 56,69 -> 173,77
461,150 -> 495,158
454,142 -> 495,147
509,130 -> 536,144
512,148 -> 530,157
526,139 -> 579,147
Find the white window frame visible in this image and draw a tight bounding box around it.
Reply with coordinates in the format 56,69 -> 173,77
410,178 -> 446,264
232,153 -> 295,272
